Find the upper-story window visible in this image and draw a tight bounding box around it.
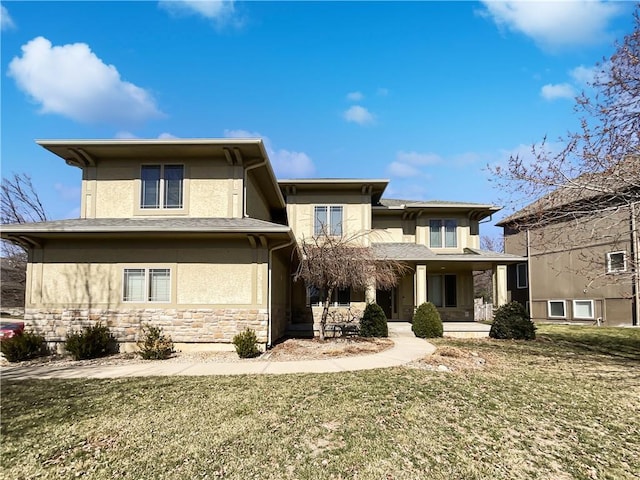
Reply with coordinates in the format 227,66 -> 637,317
429,219 -> 457,248
314,206 -> 343,236
141,165 -> 184,209
606,251 -> 627,273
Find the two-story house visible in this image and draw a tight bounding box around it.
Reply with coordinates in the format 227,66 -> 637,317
498,159 -> 639,326
1,138 -> 524,350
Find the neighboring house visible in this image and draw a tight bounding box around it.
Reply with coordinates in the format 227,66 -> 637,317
498,160 -> 639,326
1,139 -> 523,350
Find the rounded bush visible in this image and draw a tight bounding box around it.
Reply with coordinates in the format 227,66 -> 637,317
490,302 -> 536,340
412,302 -> 443,338
0,331 -> 48,362
65,322 -> 118,360
233,328 -> 261,358
137,324 -> 174,360
359,303 -> 388,337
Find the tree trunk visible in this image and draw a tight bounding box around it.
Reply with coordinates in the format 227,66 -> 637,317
319,285 -> 334,342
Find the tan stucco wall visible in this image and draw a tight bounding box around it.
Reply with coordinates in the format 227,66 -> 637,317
270,247 -> 291,342
27,239 -> 268,310
81,159 -> 249,219
371,214 -> 480,250
286,193 -> 372,242
246,172 -> 272,222
24,238 -> 278,345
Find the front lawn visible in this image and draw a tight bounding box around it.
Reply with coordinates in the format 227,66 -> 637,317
1,325 -> 639,479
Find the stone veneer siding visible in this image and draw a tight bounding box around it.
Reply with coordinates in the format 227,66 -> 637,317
24,308 -> 269,345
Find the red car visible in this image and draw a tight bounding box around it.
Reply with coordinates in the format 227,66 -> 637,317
0,321 -> 25,340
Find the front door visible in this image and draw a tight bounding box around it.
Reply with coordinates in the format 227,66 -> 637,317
376,289 -> 393,319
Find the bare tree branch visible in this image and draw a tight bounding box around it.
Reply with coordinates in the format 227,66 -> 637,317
293,227 -> 409,341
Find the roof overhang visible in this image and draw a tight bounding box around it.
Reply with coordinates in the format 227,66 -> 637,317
36,138 -> 287,210
1,218 -> 294,248
374,203 -> 501,221
279,178 -> 389,204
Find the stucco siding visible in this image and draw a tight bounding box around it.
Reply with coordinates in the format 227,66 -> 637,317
246,173 -> 272,221
24,238 -> 274,345
286,193 -> 372,241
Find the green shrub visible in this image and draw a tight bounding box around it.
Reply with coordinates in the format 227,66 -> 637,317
137,324 -> 174,360
359,303 -> 388,337
233,328 -> 261,358
412,302 -> 443,338
65,322 -> 118,360
0,332 -> 48,362
490,302 -> 536,340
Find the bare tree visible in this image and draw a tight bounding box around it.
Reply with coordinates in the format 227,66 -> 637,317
1,173 -> 48,308
490,7 -> 639,310
293,229 -> 408,341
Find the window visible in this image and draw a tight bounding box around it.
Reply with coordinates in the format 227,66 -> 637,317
427,274 -> 457,308
573,300 -> 594,319
516,263 -> 528,289
314,206 -> 343,236
123,268 -> 171,302
141,165 -> 184,209
606,251 -> 627,273
429,219 -> 457,248
547,300 -> 566,318
307,286 -> 350,306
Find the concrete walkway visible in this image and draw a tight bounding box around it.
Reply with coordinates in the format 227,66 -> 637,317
0,323 -> 435,380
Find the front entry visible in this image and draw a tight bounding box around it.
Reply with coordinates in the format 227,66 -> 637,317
376,288 -> 393,319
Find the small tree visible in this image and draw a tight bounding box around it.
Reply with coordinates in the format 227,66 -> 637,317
294,229 -> 408,341
359,303 -> 388,337
490,302 -> 536,340
412,302 -> 443,338
1,173 -> 48,307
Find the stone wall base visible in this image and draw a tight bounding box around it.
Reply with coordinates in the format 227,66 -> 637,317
25,307 -> 269,346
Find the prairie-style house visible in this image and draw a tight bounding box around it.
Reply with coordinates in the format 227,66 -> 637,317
498,159 -> 639,326
1,139 -> 523,349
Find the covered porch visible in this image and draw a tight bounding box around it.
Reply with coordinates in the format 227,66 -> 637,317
371,243 -> 526,322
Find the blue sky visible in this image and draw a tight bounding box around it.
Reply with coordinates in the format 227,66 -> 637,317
0,1 -> 636,238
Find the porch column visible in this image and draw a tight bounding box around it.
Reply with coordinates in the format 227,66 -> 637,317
493,264 -> 508,307
415,264 -> 427,306
365,279 -> 376,304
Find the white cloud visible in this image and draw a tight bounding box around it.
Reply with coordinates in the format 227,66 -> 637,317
387,151 -> 442,178
224,129 -> 316,178
8,37 -> 163,126
158,132 -> 178,139
346,91 -> 364,102
479,0 -> 623,49
569,64 -> 599,87
1,4 -> 15,30
159,0 -> 237,25
540,83 -> 576,101
343,105 -> 375,125
115,131 -> 138,139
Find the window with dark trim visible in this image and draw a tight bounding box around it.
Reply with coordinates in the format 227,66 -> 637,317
429,219 -> 457,248
307,286 -> 350,306
427,274 -> 457,308
141,165 -> 184,209
516,263 -> 528,289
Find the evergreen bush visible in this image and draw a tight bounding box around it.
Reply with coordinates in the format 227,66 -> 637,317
65,322 -> 118,360
490,302 -> 536,340
233,328 -> 261,358
412,302 -> 443,338
359,303 -> 388,337
137,324 -> 174,360
0,331 -> 48,362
